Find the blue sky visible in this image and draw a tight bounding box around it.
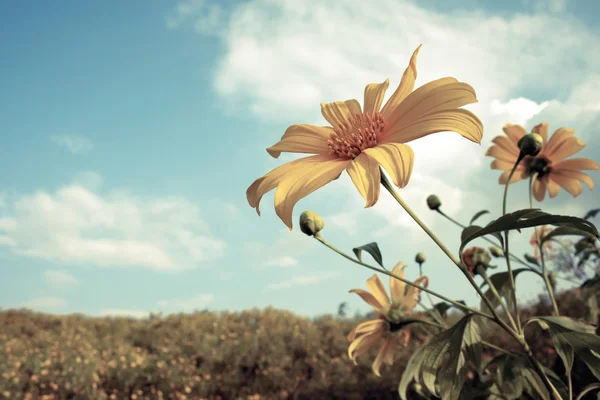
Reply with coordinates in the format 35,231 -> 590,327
1,0 -> 599,319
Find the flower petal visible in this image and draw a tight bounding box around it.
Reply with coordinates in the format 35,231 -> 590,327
372,337 -> 395,377
247,155 -> 328,215
546,178 -> 561,198
273,157 -> 350,229
389,262 -> 407,305
532,178 -> 547,202
383,336 -> 397,365
498,166 -> 528,185
553,158 -> 600,171
382,79 -> 480,141
555,169 -> 595,190
490,135 -> 518,154
348,328 -> 385,364
349,289 -> 385,313
320,100 -> 362,130
503,124 -> 528,144
364,79 -> 390,115
547,137 -> 585,163
401,276 -> 428,312
347,319 -> 387,342
363,143 -> 414,189
550,173 -> 584,197
383,109 -> 483,145
486,145 -> 520,164
366,274 -> 391,311
380,45 -> 421,118
346,153 -> 381,208
266,124 -> 334,158
541,128 -> 575,157
531,123 -> 549,145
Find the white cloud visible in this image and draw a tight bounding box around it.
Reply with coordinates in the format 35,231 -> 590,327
21,296 -> 66,311
0,174 -> 226,270
263,256 -> 298,267
51,135 -> 94,154
265,271 -> 342,290
166,0 -> 226,36
44,270 -> 78,286
157,294 -> 215,311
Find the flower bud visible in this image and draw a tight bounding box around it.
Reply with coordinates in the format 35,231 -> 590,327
489,246 -> 503,258
462,247 -> 492,277
426,194 -> 441,211
299,211 -> 324,237
517,133 -> 544,157
415,252 -> 426,264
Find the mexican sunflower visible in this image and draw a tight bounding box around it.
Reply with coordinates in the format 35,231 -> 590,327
347,262 -> 428,377
247,45 -> 484,229
486,122 -> 600,201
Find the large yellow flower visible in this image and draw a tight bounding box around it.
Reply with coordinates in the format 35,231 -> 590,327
486,122 -> 600,201
347,262 -> 428,377
247,45 -> 483,229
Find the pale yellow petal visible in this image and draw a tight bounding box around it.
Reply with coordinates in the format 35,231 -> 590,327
491,159 -> 520,171
383,336 -> 396,365
491,135 -> 519,154
383,109 -> 483,145
550,174 -> 583,197
553,158 -> 600,171
498,166 -> 528,185
532,178 -> 547,202
363,143 -> 414,189
389,262 -> 407,305
274,157 -> 350,229
320,100 -> 362,130
547,137 -> 585,163
266,124 -> 334,158
348,329 -> 384,364
382,80 -> 479,140
372,337 -> 395,377
503,124 -> 528,144
546,178 -> 561,198
366,274 -> 391,311
531,123 -> 549,145
247,155 -> 327,215
347,319 -> 387,342
541,128 -> 575,157
380,45 -> 421,118
363,79 -> 390,115
486,145 -> 520,164
346,153 -> 381,208
554,169 -> 594,190
401,276 -> 429,312
349,289 -> 385,313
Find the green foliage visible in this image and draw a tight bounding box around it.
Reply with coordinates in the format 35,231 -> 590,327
469,210 -> 490,225
352,242 -> 384,269
479,268 -> 530,313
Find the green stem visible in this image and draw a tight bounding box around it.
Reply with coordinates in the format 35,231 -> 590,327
501,155 -> 525,334
477,265 -> 518,331
529,174 -> 560,316
314,234 -> 491,319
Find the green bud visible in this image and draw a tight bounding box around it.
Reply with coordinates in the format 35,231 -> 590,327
415,252 -> 426,264
426,194 -> 441,211
299,210 -> 324,237
489,246 -> 503,258
517,133 -> 544,157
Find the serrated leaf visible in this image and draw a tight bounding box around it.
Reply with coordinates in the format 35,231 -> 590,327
541,226 -> 596,245
479,269 -> 529,314
525,316 -> 600,381
585,208 -> 600,220
352,242 -> 383,268
460,209 -> 599,255
470,210 -> 490,225
523,253 -> 541,266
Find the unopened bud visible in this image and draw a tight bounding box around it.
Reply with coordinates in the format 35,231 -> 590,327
462,247 -> 492,277
489,246 -> 503,258
518,133 -> 544,157
415,252 -> 426,264
299,211 -> 324,237
427,195 -> 441,211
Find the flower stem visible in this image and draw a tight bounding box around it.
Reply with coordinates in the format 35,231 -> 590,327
501,156 -> 526,334
314,234 -> 492,319
477,265 -> 518,330
529,174 -> 560,317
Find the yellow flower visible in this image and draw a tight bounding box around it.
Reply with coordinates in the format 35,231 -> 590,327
486,122 -> 600,201
247,45 -> 483,229
347,262 -> 428,377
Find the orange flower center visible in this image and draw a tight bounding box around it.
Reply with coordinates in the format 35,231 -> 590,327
326,112 -> 385,159
527,156 -> 552,178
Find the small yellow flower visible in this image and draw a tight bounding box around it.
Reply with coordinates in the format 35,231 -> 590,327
247,45 -> 483,229
486,123 -> 600,201
347,262 -> 428,377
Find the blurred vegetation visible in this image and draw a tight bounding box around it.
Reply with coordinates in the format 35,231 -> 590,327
0,287 -> 598,400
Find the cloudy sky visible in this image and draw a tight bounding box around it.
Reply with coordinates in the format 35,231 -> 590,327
1,0 -> 599,319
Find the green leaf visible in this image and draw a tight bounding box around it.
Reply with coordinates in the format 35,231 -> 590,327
575,383 -> 600,400
431,301 -> 467,319
479,269 -> 529,313
469,210 -> 490,225
398,345 -> 428,400
523,253 -> 541,266
352,242 -> 383,268
525,316 -> 600,381
522,367 -> 550,400
413,315 -> 482,400
585,208 -> 600,220
488,355 -> 525,400
541,226 -> 597,245
460,208 -> 599,255
461,225 -> 503,248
